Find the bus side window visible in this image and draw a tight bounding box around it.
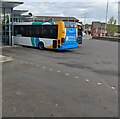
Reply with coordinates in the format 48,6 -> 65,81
36,26 -> 40,36
19,26 -> 24,36
41,26 -> 46,35
26,25 -> 30,36
14,26 -> 21,36
14,26 -> 18,36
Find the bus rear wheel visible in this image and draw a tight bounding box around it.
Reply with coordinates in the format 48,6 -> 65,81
38,42 -> 44,50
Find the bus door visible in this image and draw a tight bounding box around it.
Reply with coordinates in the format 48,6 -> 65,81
77,25 -> 83,44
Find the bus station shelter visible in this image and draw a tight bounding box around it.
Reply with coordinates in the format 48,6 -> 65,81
0,1 -> 27,46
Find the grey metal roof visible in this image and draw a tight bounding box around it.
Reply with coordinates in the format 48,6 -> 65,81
1,1 -> 23,8
13,10 -> 28,15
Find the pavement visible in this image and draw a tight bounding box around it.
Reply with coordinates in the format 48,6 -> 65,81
2,38 -> 118,117
92,36 -> 119,42
0,55 -> 13,63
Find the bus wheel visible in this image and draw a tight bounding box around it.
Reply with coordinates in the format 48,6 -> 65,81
38,42 -> 44,50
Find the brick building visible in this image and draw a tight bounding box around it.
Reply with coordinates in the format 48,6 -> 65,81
91,22 -> 106,36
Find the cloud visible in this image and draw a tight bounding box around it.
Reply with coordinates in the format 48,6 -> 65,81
15,0 -> 119,3
14,0 -> 118,24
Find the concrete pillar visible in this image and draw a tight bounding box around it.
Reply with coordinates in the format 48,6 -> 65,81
0,2 -> 2,45
11,8 -> 14,46
0,1 -> 2,118
9,12 -> 11,46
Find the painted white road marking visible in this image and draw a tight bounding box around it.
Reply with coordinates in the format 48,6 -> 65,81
86,79 -> 89,82
16,92 -> 20,95
111,87 -> 115,90
13,107 -> 16,112
57,71 -> 60,72
66,73 -> 69,76
97,82 -> 102,85
25,61 -> 29,64
75,76 -> 78,78
55,104 -> 58,106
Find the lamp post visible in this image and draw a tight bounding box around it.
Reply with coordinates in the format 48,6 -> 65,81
118,1 -> 120,25
105,1 -> 109,36
84,9 -> 86,31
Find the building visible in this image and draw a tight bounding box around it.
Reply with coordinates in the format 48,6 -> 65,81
20,15 -> 80,22
91,21 -> 106,36
33,16 -> 79,22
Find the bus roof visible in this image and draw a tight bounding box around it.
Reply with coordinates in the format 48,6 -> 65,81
13,21 -> 64,25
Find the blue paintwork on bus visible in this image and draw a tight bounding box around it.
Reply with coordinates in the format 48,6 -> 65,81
58,22 -> 78,50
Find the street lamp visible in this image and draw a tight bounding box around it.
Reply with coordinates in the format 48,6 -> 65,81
105,1 -> 109,36
84,9 -> 87,31
118,1 -> 120,25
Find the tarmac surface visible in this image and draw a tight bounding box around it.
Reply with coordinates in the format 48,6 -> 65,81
2,38 -> 118,117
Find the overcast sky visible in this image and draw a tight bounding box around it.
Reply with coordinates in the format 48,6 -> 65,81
13,0 -> 119,24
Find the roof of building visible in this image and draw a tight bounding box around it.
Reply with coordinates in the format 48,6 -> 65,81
1,1 -> 23,8
92,21 -> 106,25
34,16 -> 79,22
92,21 -> 101,23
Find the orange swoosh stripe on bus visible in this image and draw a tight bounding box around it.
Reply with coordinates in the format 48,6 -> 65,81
47,44 -> 53,49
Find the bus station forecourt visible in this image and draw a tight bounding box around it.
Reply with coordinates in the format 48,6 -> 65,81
1,0 -> 118,118
2,37 -> 118,117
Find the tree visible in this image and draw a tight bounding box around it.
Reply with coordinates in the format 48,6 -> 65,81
85,24 -> 91,29
108,16 -> 116,24
107,16 -> 118,36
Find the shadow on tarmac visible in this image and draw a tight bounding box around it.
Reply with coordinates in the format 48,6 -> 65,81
22,45 -> 76,53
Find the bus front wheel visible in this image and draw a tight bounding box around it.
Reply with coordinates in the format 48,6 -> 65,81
38,42 -> 44,50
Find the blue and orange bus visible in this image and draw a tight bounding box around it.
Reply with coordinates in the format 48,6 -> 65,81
13,21 -> 78,50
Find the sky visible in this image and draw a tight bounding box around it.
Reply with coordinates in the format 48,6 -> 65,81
11,0 -> 119,24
